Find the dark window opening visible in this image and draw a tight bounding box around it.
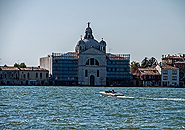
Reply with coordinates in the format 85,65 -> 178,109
85,70 -> 88,77
95,59 -> 99,65
90,58 -> 94,65
97,70 -> 99,77
86,59 -> 89,65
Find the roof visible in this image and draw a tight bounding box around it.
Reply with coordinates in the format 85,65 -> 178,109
174,61 -> 185,64
161,64 -> 178,69
0,66 -> 48,71
0,67 -> 19,71
20,67 -> 48,71
138,67 -> 160,75
162,55 -> 184,60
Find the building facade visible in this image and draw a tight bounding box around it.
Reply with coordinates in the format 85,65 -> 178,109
135,66 -> 161,87
161,65 -> 179,87
40,23 -> 132,86
174,61 -> 185,87
162,54 -> 185,66
0,66 -> 49,85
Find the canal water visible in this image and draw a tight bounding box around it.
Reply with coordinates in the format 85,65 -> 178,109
1,86 -> 185,129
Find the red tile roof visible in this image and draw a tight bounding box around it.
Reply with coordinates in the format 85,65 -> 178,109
0,67 -> 48,71
0,67 -> 19,70
138,67 -> 160,75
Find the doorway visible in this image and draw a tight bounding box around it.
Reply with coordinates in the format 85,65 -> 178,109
90,75 -> 95,86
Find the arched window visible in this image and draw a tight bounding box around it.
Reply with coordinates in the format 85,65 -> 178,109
27,73 -> 30,78
85,70 -> 88,77
95,59 -> 99,65
86,59 -> 89,65
90,58 -> 94,65
15,73 -> 18,79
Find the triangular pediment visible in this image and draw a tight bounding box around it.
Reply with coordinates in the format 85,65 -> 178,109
80,47 -> 105,55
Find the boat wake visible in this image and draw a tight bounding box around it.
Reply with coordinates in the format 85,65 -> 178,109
141,97 -> 185,101
118,96 -> 185,101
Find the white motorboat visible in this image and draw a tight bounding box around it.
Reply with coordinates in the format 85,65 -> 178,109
100,90 -> 124,97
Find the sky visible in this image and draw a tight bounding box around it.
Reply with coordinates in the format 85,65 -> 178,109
0,0 -> 185,66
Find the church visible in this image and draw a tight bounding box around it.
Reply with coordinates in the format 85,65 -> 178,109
40,23 -> 132,86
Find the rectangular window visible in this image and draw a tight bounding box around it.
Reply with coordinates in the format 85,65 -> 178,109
172,70 -> 177,75
40,73 -> 42,78
85,70 -> 88,77
97,70 -> 99,77
90,58 -> 94,65
163,70 -> 168,75
163,76 -> 168,80
172,76 -> 177,80
36,73 -> 38,78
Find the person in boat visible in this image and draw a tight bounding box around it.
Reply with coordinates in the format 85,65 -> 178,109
112,90 -> 115,94
105,90 -> 111,93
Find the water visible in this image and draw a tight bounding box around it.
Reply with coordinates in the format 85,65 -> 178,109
1,86 -> 185,129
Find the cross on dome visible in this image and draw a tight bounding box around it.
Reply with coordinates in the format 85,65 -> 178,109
87,22 -> 91,28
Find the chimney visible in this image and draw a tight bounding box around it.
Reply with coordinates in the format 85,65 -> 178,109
32,67 -> 33,71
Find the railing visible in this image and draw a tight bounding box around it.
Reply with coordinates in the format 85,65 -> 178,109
52,52 -> 78,59
107,53 -> 130,60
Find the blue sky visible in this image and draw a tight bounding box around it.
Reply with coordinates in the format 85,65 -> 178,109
0,0 -> 185,66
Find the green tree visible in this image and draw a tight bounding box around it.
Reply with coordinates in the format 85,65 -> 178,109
19,63 -> 26,68
130,61 -> 140,73
148,57 -> 158,67
14,63 -> 19,67
141,57 -> 149,68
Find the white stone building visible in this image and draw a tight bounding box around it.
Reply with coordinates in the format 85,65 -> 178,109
161,65 -> 179,87
77,22 -> 107,86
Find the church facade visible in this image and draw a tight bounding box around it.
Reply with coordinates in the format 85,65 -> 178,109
40,23 -> 132,86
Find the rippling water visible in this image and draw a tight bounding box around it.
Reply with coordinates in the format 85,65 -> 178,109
1,86 -> 185,129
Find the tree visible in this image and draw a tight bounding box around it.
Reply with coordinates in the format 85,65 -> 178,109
141,57 -> 158,68
19,63 -> 26,68
141,57 -> 149,68
14,63 -> 19,67
148,57 -> 158,67
130,61 -> 140,73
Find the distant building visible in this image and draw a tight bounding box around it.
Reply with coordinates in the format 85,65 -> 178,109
174,61 -> 185,87
0,66 -> 49,85
161,65 -> 179,87
162,54 -> 185,66
40,23 -> 132,86
135,66 -> 161,86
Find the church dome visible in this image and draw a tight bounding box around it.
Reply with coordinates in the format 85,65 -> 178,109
77,39 -> 85,45
75,39 -> 85,52
83,39 -> 99,49
75,22 -> 107,52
